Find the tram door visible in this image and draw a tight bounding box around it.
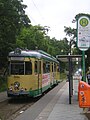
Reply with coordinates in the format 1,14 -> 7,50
35,59 -> 42,94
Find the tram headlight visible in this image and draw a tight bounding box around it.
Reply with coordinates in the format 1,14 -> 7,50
14,81 -> 20,89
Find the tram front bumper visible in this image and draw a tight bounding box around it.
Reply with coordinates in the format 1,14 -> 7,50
7,90 -> 29,97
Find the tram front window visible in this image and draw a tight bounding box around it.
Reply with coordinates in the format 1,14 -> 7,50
10,61 -> 32,75
10,62 -> 24,75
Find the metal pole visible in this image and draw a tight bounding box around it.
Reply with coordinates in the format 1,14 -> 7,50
68,56 -> 71,104
82,51 -> 86,82
71,58 -> 73,96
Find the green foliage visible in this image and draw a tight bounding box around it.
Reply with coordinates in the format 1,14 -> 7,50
0,0 -> 30,68
64,26 -> 76,39
16,25 -> 45,49
0,76 -> 7,92
16,25 -> 70,57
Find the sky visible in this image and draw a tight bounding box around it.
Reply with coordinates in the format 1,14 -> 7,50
23,0 -> 90,40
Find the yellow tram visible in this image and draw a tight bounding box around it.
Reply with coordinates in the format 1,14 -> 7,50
7,48 -> 60,97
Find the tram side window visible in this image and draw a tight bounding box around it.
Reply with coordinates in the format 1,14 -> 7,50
34,61 -> 41,74
46,62 -> 50,73
25,62 -> 32,75
34,61 -> 38,74
43,61 -> 50,73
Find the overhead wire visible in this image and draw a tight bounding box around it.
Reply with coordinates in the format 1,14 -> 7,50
25,0 -> 50,33
29,15 -> 38,24
31,0 -> 45,21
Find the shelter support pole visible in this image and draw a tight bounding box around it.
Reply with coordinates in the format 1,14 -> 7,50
68,56 -> 72,104
82,51 -> 86,82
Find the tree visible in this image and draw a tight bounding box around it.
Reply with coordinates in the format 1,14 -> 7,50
64,26 -> 76,39
0,0 -> 30,68
16,25 -> 47,50
16,24 -> 70,58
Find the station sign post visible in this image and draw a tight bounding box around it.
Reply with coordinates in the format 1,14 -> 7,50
76,14 -> 90,82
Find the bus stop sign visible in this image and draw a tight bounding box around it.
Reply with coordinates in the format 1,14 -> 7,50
77,16 -> 90,51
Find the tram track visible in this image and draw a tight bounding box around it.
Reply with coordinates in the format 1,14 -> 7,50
0,96 -> 40,120
0,87 -> 53,120
0,81 -> 65,120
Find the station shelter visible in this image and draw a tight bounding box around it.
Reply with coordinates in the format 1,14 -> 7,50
56,55 -> 82,104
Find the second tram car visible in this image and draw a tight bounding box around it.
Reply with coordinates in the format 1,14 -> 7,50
7,48 -> 60,97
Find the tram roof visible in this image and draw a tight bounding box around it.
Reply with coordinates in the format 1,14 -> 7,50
9,48 -> 59,63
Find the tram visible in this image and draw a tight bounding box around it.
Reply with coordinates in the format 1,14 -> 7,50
7,48 -> 60,97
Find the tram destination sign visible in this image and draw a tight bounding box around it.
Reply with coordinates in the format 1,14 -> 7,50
77,16 -> 90,51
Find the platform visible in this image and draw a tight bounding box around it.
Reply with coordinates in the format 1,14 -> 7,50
14,80 -> 88,120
